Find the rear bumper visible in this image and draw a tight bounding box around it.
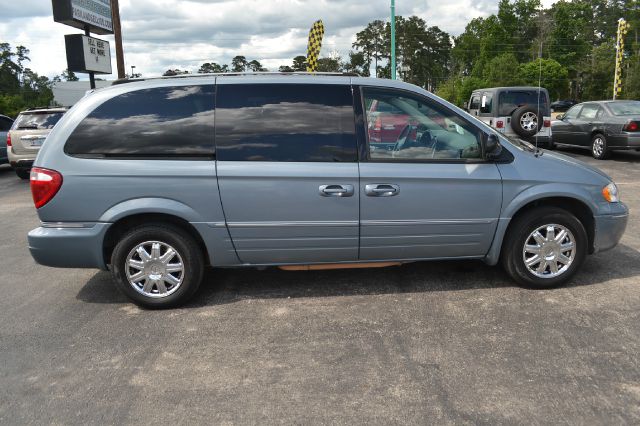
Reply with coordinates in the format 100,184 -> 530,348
28,223 -> 111,270
524,135 -> 551,146
8,148 -> 36,170
608,134 -> 640,149
593,203 -> 629,253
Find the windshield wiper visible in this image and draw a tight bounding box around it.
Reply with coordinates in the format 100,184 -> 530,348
17,125 -> 38,130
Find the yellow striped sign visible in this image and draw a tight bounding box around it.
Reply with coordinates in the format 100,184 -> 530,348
614,18 -> 630,99
306,20 -> 325,72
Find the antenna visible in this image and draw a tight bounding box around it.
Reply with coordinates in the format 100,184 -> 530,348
535,40 -> 543,154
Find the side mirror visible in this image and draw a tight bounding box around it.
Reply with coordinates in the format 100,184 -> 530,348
556,113 -> 565,120
484,134 -> 502,160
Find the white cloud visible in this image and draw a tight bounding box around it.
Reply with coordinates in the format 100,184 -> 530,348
0,0 -> 559,79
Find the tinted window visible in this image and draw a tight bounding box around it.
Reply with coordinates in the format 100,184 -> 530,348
608,101 -> 640,116
564,105 -> 582,120
65,85 -> 215,157
480,92 -> 493,114
364,88 -> 482,161
469,95 -> 480,110
215,84 -> 356,162
579,104 -> 600,120
0,117 -> 13,131
498,90 -> 549,116
13,112 -> 64,130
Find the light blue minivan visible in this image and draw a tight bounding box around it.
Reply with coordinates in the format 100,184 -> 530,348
28,74 -> 628,307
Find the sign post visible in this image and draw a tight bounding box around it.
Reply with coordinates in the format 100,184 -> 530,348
52,0 -> 118,88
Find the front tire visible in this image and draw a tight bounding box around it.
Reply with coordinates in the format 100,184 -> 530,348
502,207 -> 587,289
111,224 -> 204,308
591,133 -> 610,160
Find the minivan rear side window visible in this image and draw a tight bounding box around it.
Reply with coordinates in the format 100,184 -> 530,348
65,85 -> 215,158
215,84 -> 357,162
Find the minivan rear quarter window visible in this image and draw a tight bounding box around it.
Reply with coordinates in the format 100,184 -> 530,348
64,85 -> 215,158
215,84 -> 357,162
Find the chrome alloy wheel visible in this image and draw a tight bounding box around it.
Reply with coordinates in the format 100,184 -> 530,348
125,241 -> 184,298
522,224 -> 575,278
592,136 -> 605,157
520,111 -> 538,132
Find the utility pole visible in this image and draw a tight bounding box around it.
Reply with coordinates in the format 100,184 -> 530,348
112,0 -> 126,79
390,0 -> 396,80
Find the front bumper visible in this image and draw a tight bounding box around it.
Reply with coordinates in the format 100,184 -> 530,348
28,223 -> 111,270
593,203 -> 629,253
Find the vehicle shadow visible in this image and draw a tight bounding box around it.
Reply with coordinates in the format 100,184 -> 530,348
76,243 -> 640,308
554,145 -> 640,162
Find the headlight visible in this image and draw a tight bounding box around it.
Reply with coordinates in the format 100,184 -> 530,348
602,182 -> 619,203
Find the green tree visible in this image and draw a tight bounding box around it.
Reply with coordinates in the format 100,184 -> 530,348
353,19 -> 386,76
278,65 -> 294,72
247,59 -> 267,72
231,55 -> 248,72
519,58 -> 569,99
292,55 -> 307,71
344,51 -> 368,76
316,57 -> 342,72
198,62 -> 228,73
580,43 -> 616,100
483,53 -> 523,87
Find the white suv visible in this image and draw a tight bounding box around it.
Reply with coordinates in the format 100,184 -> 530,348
467,87 -> 552,147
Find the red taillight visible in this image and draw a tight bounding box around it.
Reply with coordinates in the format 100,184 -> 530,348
624,121 -> 639,132
6,132 -> 11,147
30,167 -> 63,209
373,117 -> 382,131
543,119 -> 551,127
496,120 -> 504,129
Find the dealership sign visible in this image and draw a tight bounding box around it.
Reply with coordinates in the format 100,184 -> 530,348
52,0 -> 114,35
65,34 -> 112,74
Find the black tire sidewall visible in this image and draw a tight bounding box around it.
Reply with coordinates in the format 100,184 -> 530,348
111,224 -> 204,308
16,169 -> 29,179
503,208 -> 587,289
591,133 -> 609,160
511,106 -> 542,138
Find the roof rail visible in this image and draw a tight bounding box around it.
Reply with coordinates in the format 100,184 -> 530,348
111,71 -> 360,85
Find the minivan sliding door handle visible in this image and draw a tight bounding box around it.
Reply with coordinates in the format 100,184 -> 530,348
319,184 -> 354,197
365,184 -> 400,197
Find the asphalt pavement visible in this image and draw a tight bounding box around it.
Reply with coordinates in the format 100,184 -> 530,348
1,146 -> 639,424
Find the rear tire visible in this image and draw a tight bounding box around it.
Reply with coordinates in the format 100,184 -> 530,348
15,169 -> 29,180
111,223 -> 204,308
502,207 -> 587,289
591,133 -> 610,160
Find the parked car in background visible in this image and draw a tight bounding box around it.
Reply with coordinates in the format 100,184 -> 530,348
7,107 -> 66,179
27,74 -> 627,308
467,87 -> 552,147
550,99 -> 577,113
0,114 -> 14,165
551,100 -> 640,159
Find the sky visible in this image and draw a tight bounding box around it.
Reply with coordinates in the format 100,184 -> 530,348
0,0 -> 558,80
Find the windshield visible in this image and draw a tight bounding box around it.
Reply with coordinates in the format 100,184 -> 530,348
12,111 -> 64,130
608,101 -> 640,116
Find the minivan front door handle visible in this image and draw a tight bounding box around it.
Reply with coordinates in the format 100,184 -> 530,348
319,184 -> 354,197
365,184 -> 400,197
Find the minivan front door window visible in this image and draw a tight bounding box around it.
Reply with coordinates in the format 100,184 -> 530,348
363,89 -> 482,161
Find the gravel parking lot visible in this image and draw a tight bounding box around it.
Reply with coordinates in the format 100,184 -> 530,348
1,147 -> 639,424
